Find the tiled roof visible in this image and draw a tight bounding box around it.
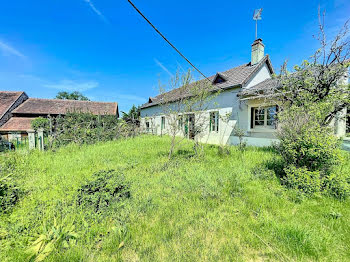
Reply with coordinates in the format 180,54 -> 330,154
0,117 -> 34,132
12,98 -> 119,116
238,78 -> 280,98
0,91 -> 25,119
141,55 -> 274,109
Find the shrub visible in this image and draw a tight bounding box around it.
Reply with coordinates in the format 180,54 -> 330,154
55,113 -> 141,147
275,107 -> 350,198
283,166 -> 322,195
31,117 -> 50,132
77,170 -> 130,213
276,109 -> 342,173
323,173 -> 350,200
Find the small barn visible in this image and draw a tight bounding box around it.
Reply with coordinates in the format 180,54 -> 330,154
0,96 -> 119,140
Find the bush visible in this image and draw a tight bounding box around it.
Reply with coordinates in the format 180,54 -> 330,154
283,166 -> 321,195
48,112 -> 140,148
276,110 -> 342,173
323,173 -> 350,200
77,170 -> 130,213
275,107 -> 350,198
31,117 -> 50,132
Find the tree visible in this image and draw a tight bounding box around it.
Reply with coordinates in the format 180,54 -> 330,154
121,105 -> 141,137
157,69 -> 218,158
55,91 -> 90,101
121,105 -> 140,123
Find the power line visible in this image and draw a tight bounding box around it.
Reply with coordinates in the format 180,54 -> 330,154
126,0 -> 210,81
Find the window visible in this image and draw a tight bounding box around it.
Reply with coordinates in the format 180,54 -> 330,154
251,106 -> 277,129
178,115 -> 183,130
161,116 -> 165,130
145,122 -> 150,132
213,74 -> 226,84
210,111 -> 219,132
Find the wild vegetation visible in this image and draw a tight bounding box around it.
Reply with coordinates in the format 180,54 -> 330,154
1,135 -> 350,261
31,112 -> 138,149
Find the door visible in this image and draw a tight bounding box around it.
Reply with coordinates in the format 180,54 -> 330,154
188,114 -> 195,140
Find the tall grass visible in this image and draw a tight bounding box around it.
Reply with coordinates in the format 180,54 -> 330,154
1,135 -> 350,261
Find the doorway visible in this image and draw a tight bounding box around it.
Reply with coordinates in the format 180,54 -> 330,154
185,114 -> 195,140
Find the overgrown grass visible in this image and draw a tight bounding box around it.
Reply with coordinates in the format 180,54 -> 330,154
1,135 -> 350,261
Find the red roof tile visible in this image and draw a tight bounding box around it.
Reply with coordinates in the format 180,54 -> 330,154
0,117 -> 34,132
12,98 -> 119,116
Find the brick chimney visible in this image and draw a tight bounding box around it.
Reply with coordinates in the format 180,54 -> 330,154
251,38 -> 264,65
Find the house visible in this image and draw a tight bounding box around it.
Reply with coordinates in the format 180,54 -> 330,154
140,39 -> 348,146
0,96 -> 119,140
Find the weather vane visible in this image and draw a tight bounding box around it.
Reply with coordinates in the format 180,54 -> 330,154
253,8 -> 263,39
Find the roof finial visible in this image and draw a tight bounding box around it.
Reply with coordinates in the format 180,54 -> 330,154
253,8 -> 263,39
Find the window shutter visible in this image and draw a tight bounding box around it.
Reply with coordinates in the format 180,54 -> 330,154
250,107 -> 254,129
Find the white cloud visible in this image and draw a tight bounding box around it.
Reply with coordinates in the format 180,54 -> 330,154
154,58 -> 174,77
84,0 -> 109,24
0,40 -> 26,58
43,80 -> 99,92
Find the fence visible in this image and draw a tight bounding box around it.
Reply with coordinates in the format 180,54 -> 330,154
1,133 -> 47,152
9,137 -> 29,150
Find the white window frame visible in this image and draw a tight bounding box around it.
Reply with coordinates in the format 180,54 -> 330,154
252,106 -> 277,130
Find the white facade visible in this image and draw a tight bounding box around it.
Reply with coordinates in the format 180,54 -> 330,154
140,60 -> 282,147
140,57 -> 348,147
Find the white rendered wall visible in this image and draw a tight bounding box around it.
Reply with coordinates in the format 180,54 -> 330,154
244,63 -> 272,88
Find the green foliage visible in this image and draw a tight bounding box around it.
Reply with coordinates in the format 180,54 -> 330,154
217,145 -> 231,156
323,173 -> 350,200
1,136 -> 350,261
275,106 -> 349,198
283,166 -> 322,195
50,112 -> 125,147
77,170 -> 130,213
0,174 -> 20,213
0,157 -> 21,213
27,218 -> 78,262
0,137 -> 15,152
55,91 -> 90,101
121,105 -> 140,122
31,117 -> 50,132
277,108 -> 342,173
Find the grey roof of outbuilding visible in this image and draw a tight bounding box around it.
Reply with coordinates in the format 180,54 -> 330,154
141,55 -> 274,109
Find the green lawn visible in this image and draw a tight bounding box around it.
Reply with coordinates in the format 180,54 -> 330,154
1,135 -> 350,261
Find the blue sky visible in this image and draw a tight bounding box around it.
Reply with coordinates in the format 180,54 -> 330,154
0,0 -> 349,112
